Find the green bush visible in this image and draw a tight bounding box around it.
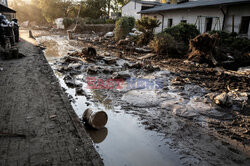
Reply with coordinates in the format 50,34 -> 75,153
149,33 -> 176,55
209,30 -> 250,52
136,17 -> 161,46
164,23 -> 199,44
63,18 -> 75,29
115,17 -> 135,41
127,17 -> 135,31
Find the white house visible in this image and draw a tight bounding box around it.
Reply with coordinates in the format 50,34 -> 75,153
139,0 -> 250,38
0,0 -> 8,7
0,0 -> 16,20
122,0 -> 162,20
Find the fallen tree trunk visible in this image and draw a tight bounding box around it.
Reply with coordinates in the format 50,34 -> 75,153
83,109 -> 108,129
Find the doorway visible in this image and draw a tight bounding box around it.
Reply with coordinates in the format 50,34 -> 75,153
205,17 -> 213,32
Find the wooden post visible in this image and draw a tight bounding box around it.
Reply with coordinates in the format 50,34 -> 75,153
232,15 -> 235,33
83,109 -> 108,129
29,30 -> 34,39
67,30 -> 73,40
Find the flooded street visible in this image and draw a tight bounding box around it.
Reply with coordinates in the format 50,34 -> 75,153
36,33 -> 250,166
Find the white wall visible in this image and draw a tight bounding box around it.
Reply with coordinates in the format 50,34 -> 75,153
145,6 -> 224,34
224,4 -> 250,38
0,0 -> 8,7
122,1 -> 142,20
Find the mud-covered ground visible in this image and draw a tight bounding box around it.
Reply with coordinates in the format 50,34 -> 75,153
35,30 -> 250,166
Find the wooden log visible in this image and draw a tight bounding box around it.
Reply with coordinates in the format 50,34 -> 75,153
83,109 -> 108,129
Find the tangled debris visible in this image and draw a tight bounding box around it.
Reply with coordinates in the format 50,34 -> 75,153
188,33 -> 219,66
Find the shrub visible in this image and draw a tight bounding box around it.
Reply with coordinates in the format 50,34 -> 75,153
149,33 -> 176,55
63,18 -> 75,29
164,23 -> 199,44
127,17 -> 135,31
136,17 -> 161,45
106,18 -> 116,24
209,30 -> 250,52
115,17 -> 135,41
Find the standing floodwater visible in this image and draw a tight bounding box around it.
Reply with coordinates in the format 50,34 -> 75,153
38,35 -> 182,166
37,33 -> 250,166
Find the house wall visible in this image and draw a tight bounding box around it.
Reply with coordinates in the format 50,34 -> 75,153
122,1 -> 142,20
0,0 -> 8,7
145,6 -> 224,33
224,4 -> 250,38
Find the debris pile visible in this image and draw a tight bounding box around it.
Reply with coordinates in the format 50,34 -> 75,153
188,33 -> 218,66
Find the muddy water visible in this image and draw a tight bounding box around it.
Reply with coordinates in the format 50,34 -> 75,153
39,36 -> 182,166
38,34 -> 250,166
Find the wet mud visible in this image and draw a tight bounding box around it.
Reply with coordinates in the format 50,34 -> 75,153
36,32 -> 250,166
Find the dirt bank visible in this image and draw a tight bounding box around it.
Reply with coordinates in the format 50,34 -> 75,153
0,31 -> 103,165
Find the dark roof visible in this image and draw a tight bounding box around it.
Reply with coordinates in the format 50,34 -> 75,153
140,0 -> 250,14
137,0 -> 161,5
0,4 -> 16,13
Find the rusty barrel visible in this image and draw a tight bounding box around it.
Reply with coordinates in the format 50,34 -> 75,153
83,109 -> 108,129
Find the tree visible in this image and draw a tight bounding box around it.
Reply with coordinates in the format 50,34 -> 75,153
136,17 -> 161,45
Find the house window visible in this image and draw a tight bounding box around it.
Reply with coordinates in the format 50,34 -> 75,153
239,16 -> 250,34
168,19 -> 173,28
205,17 -> 213,32
181,20 -> 187,23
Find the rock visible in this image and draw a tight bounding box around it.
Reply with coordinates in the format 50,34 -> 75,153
214,92 -> 232,106
76,87 -> 87,96
112,71 -> 131,79
86,66 -> 98,75
0,67 -> 3,71
103,57 -> 117,65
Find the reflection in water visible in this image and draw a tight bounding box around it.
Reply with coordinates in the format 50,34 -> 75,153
85,125 -> 108,144
42,35 -> 182,166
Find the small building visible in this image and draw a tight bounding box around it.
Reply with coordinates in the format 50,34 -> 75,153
139,0 -> 250,38
122,0 -> 162,20
0,0 -> 16,20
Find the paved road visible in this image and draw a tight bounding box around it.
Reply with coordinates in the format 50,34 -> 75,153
0,31 -> 103,166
